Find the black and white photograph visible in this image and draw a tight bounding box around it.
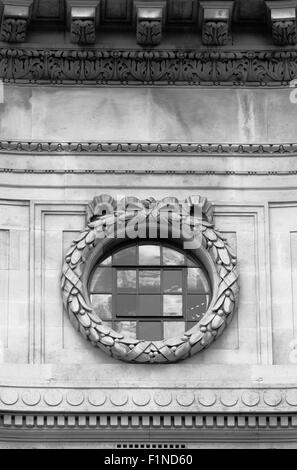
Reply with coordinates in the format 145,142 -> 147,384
0,0 -> 296,453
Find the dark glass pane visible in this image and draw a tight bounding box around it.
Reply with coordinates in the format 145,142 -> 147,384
163,270 -> 183,293
138,295 -> 162,316
138,322 -> 163,341
186,294 -> 209,322
187,268 -> 210,293
117,270 -> 137,292
139,270 -> 160,293
163,247 -> 185,265
113,246 -> 137,266
90,294 -> 112,320
163,321 -> 186,340
114,321 -> 137,339
89,267 -> 112,293
116,294 -> 137,317
139,245 -> 160,265
163,295 -> 183,316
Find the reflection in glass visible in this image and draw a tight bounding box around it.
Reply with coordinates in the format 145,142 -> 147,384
90,267 -> 112,293
117,270 -> 136,292
114,321 -> 137,339
163,270 -> 183,293
100,256 -> 112,266
187,268 -> 209,293
163,321 -> 185,340
138,322 -> 162,341
139,270 -> 160,293
139,245 -> 160,265
186,294 -> 209,322
163,247 -> 185,265
113,246 -> 137,266
138,295 -> 162,316
163,295 -> 183,316
90,294 -> 112,320
116,295 -> 137,317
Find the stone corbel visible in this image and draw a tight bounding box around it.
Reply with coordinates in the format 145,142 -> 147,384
134,1 -> 167,46
266,1 -> 297,45
0,0 -> 33,43
199,1 -> 234,46
66,0 -> 101,45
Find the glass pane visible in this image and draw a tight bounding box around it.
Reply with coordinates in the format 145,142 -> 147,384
187,268 -> 210,293
163,295 -> 183,316
117,270 -> 137,292
138,322 -> 163,341
100,256 -> 111,266
139,245 -> 160,265
186,256 -> 199,267
89,267 -> 112,293
186,294 -> 209,322
163,321 -> 186,340
113,246 -> 137,266
163,270 -> 183,293
116,294 -> 137,317
139,270 -> 160,293
138,295 -> 162,316
163,247 -> 185,265
90,294 -> 112,320
114,321 -> 137,340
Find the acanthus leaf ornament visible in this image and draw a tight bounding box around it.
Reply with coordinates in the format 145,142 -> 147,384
61,195 -> 239,364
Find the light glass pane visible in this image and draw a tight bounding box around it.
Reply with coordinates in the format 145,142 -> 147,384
163,247 -> 185,265
100,256 -> 111,266
163,321 -> 186,340
163,295 -> 183,316
116,295 -> 137,317
138,322 -> 163,341
139,245 -> 160,265
114,321 -> 137,340
90,294 -> 112,320
163,270 -> 183,293
117,270 -> 137,292
89,267 -> 112,293
113,246 -> 137,266
139,270 -> 160,293
187,268 -> 210,293
138,295 -> 162,316
186,294 -> 209,322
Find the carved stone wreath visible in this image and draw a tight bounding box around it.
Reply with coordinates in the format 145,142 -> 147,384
61,195 -> 239,363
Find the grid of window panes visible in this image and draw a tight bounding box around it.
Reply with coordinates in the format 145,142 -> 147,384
89,243 -> 211,341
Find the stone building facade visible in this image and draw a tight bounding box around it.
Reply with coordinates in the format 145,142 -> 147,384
0,0 -> 297,448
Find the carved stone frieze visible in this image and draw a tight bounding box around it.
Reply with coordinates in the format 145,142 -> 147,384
1,47 -> 297,84
0,1 -> 33,43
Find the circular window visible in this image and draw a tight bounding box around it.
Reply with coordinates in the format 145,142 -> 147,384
88,242 -> 211,342
61,195 -> 239,363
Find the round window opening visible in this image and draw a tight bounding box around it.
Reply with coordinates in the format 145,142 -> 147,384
88,242 -> 212,342
61,195 -> 239,363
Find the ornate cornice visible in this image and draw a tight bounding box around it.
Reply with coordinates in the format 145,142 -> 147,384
1,141 -> 297,155
1,47 -> 297,84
